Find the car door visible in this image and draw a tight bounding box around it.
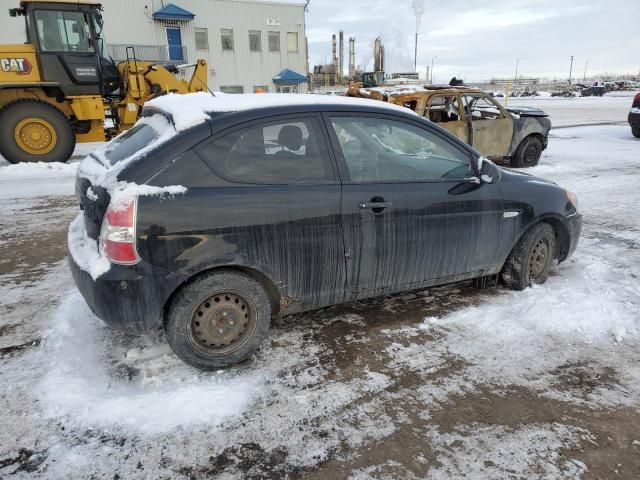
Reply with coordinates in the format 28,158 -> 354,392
194,114 -> 345,310
324,113 -> 504,293
463,93 -> 513,157
427,94 -> 470,144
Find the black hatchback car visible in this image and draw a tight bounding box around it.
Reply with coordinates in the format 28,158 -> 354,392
69,93 -> 582,369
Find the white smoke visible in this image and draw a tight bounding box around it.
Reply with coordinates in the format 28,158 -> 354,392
412,0 -> 425,31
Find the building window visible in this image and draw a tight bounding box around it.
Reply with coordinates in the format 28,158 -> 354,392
249,30 -> 261,52
220,86 -> 244,94
253,86 -> 269,93
195,28 -> 208,50
286,32 -> 298,52
277,85 -> 298,93
268,31 -> 280,52
221,29 -> 234,50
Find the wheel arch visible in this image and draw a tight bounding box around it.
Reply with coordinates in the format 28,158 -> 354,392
513,214 -> 571,263
161,265 -> 283,329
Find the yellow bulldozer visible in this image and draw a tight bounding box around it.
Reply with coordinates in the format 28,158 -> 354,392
0,0 -> 209,164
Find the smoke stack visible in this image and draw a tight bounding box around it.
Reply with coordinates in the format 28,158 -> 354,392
348,37 -> 355,79
332,34 -> 337,84
339,30 -> 344,84
373,37 -> 384,72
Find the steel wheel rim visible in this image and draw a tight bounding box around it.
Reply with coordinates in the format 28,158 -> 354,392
524,144 -> 539,165
188,290 -> 257,355
529,239 -> 549,281
14,117 -> 57,155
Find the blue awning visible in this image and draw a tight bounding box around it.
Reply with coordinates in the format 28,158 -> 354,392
273,69 -> 308,85
153,3 -> 195,21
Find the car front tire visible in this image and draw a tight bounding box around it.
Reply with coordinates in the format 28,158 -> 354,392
500,222 -> 556,290
165,270 -> 271,369
511,136 -> 543,168
632,126 -> 640,138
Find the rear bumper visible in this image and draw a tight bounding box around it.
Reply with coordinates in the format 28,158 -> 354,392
629,111 -> 640,127
69,252 -> 184,334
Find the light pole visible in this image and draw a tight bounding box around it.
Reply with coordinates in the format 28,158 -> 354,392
583,59 -> 590,81
568,55 -> 574,84
514,58 -> 521,85
430,56 -> 437,84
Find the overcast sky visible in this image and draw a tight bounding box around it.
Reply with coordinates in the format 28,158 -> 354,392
293,0 -> 639,82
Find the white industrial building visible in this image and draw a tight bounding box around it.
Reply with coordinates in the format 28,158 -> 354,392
1,0 -> 309,93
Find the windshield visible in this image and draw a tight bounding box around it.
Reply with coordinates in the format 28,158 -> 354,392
34,10 -> 94,53
90,10 -> 110,60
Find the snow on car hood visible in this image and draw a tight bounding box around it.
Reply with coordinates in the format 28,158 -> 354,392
143,91 -> 417,132
505,106 -> 549,118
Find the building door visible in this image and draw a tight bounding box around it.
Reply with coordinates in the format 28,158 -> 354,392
166,27 -> 184,62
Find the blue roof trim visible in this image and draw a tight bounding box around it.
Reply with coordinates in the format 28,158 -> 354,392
273,69 -> 308,85
153,3 -> 195,21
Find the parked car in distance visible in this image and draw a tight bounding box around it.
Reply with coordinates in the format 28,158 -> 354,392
69,94 -> 581,370
629,92 -> 640,138
346,85 -> 552,167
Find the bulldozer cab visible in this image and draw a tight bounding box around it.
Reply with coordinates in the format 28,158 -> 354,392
15,0 -> 119,95
361,71 -> 384,88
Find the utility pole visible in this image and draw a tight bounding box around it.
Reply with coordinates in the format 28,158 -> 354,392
514,58 -> 521,85
583,59 -> 589,81
568,55 -> 574,84
430,56 -> 437,84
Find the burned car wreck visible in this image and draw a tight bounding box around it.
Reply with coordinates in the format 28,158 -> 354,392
346,85 -> 551,167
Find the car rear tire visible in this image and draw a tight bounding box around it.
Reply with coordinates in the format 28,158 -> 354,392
632,126 -> 640,138
165,270 -> 271,369
511,136 -> 543,168
500,222 -> 556,290
0,100 -> 75,164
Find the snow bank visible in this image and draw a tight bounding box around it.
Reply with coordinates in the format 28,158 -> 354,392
0,161 -> 77,199
67,214 -> 110,280
0,161 -> 77,179
38,292 -> 264,434
145,92 -> 416,131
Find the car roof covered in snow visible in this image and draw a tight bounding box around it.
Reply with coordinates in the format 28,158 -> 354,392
142,92 -> 417,132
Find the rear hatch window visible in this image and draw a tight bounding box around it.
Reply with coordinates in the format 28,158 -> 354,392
101,122 -> 162,166
76,113 -> 177,239
93,114 -> 176,169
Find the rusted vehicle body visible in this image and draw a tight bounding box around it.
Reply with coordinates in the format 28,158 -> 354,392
346,85 -> 551,167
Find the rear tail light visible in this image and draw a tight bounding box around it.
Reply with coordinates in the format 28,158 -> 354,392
634,92 -> 640,105
99,198 -> 140,264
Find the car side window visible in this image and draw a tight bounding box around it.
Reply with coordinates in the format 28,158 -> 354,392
199,117 -> 334,184
428,95 -> 463,123
464,94 -> 505,120
330,116 -> 474,183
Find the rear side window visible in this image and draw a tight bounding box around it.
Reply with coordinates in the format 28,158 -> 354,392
199,117 -> 334,184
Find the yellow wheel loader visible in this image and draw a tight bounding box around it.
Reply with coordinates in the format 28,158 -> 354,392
0,0 -> 209,164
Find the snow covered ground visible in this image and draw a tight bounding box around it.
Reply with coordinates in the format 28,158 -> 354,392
499,91 -> 634,127
1,121 -> 639,478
